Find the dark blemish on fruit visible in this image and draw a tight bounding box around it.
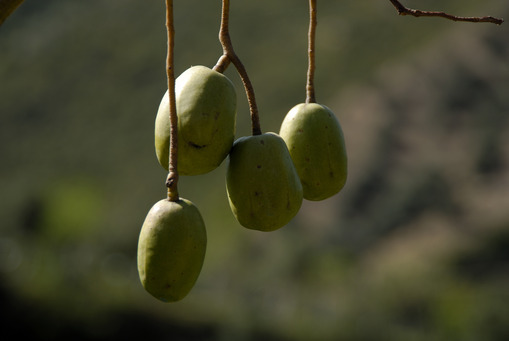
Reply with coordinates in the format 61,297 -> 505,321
298,128 -> 304,133
260,140 -> 265,145
189,142 -> 206,149
257,165 -> 262,169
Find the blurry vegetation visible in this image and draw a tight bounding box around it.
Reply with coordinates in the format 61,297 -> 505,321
1,0 -> 509,340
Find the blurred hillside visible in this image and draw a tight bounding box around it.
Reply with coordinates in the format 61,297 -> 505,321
1,1 -> 508,340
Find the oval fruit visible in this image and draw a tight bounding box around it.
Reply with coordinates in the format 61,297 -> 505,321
279,103 -> 347,201
137,198 -> 207,302
155,65 -> 237,175
226,132 -> 303,231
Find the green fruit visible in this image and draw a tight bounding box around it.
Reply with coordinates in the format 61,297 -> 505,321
137,198 -> 207,302
155,65 -> 237,175
279,103 -> 347,201
226,132 -> 303,231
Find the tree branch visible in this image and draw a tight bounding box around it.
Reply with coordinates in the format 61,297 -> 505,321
388,0 -> 504,25
0,0 -> 24,27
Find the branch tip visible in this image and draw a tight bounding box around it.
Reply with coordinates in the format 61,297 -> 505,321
389,0 -> 503,25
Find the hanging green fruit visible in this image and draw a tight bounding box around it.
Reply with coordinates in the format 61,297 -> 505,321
137,198 -> 207,302
280,103 -> 347,201
226,132 -> 303,231
155,65 -> 237,175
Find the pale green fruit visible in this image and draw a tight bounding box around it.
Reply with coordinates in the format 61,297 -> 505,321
137,198 -> 207,302
226,132 -> 303,231
155,65 -> 236,175
279,103 -> 347,201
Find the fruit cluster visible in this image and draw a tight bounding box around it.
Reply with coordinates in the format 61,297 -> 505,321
136,0 -> 347,302
134,0 -> 505,304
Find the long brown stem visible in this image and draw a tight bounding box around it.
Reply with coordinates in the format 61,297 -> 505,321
165,0 -> 179,201
388,0 -> 503,25
306,0 -> 317,104
0,0 -> 24,27
217,0 -> 261,136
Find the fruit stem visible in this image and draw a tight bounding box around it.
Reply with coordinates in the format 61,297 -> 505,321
306,0 -> 317,104
165,0 -> 179,202
213,54 -> 231,74
217,0 -> 262,136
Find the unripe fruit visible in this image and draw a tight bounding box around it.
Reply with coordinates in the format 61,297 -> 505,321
280,103 -> 347,201
226,132 -> 303,231
137,198 -> 207,302
155,65 -> 237,175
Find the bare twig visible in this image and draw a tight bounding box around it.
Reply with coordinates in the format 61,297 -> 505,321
388,0 -> 504,25
165,0 -> 179,202
216,0 -> 261,136
306,0 -> 317,104
0,0 -> 24,27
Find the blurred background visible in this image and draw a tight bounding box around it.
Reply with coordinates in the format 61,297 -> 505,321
1,0 -> 509,340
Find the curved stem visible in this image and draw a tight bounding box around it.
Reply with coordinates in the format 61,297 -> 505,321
213,54 -> 231,73
306,0 -> 317,104
218,0 -> 261,136
165,0 -> 179,201
0,0 -> 24,27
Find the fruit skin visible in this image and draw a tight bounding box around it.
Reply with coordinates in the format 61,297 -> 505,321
155,65 -> 237,175
226,132 -> 303,231
137,198 -> 207,302
279,103 -> 347,201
